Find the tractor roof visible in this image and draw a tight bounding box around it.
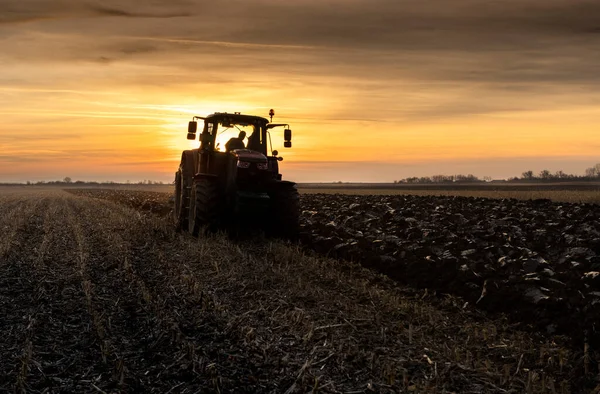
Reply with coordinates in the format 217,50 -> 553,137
205,112 -> 269,126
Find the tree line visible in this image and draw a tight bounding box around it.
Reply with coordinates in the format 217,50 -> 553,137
516,163 -> 600,181
395,163 -> 600,184
394,174 -> 487,184
15,178 -> 166,186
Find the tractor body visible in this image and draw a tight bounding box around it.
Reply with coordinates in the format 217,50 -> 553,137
173,112 -> 299,238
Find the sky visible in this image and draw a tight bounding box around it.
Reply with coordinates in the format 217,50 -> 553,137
1,0 -> 599,183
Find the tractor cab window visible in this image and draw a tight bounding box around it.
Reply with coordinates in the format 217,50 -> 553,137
215,123 -> 255,152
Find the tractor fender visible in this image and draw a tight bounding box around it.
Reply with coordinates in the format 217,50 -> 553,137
193,173 -> 218,181
180,150 -> 198,175
272,180 -> 297,188
267,180 -> 297,194
178,150 -> 197,190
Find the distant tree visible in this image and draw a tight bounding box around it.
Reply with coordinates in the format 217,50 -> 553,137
539,169 -> 552,180
432,174 -> 453,183
63,177 -> 72,183
454,174 -> 479,182
587,163 -> 600,178
585,167 -> 598,178
521,170 -> 534,180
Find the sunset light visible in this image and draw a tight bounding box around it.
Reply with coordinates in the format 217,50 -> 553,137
1,0 -> 599,183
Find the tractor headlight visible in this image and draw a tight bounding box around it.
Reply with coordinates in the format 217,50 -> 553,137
256,163 -> 268,170
237,161 -> 251,169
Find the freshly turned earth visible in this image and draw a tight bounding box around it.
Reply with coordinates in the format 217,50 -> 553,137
300,193 -> 600,344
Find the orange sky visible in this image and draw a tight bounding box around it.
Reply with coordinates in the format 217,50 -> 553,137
1,0 -> 599,183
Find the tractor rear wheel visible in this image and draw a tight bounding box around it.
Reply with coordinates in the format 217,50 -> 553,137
173,169 -> 192,231
188,178 -> 221,236
174,159 -> 194,231
173,171 -> 184,230
268,184 -> 300,240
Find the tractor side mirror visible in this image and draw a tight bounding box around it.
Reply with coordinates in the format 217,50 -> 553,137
187,121 -> 197,140
284,128 -> 292,148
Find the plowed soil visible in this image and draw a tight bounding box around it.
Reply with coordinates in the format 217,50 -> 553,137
301,194 -> 600,343
0,188 -> 598,393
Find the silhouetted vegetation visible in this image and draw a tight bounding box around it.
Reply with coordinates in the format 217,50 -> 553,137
1,179 -> 166,186
394,174 -> 482,184
394,163 -> 600,184
508,163 -> 600,182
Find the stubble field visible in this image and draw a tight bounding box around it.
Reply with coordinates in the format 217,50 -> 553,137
0,186 -> 599,393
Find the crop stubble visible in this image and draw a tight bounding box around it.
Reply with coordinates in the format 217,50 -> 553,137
0,188 -> 594,393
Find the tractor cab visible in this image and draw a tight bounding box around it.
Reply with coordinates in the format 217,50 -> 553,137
186,112 -> 291,183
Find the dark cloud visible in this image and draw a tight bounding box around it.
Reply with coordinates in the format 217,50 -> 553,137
1,0 -> 600,120
0,0 -> 192,24
0,0 -> 72,24
85,4 -> 191,18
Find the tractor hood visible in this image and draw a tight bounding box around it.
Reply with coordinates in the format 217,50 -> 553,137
230,149 -> 267,163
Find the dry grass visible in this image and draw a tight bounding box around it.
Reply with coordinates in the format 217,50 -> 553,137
0,188 -> 593,392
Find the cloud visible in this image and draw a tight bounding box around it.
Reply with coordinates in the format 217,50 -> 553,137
85,3 -> 192,18
6,0 -> 598,88
0,0 -> 194,24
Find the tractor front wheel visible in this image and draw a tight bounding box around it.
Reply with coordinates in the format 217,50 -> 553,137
188,178 -> 221,236
268,184 -> 300,240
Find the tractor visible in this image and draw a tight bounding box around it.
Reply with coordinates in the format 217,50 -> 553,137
173,111 -> 300,239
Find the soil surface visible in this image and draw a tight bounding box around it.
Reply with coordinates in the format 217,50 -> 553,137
1,188 -> 598,393
300,194 -> 600,345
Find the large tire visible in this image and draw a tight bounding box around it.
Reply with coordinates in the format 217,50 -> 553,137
174,170 -> 192,231
174,154 -> 195,231
188,178 -> 222,236
173,170 -> 184,230
268,184 -> 300,240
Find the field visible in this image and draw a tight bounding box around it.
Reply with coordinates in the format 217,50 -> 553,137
0,186 -> 599,393
298,183 -> 600,205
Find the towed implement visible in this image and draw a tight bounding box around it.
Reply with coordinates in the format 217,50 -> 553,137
173,110 -> 299,239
